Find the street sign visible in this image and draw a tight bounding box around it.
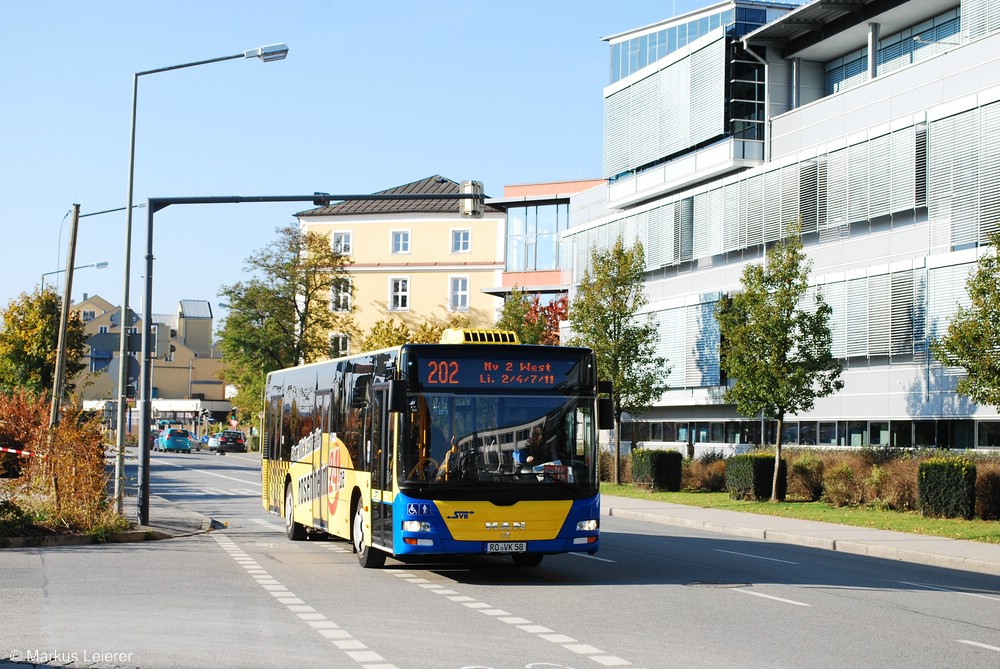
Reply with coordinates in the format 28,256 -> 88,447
107,355 -> 141,398
109,307 -> 140,328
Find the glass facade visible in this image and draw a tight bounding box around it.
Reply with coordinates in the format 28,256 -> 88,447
505,202 -> 569,272
609,6 -> 768,84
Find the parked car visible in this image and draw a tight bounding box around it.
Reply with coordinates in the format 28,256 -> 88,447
156,428 -> 193,453
207,430 -> 247,453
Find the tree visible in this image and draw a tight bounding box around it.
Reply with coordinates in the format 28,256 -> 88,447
931,231 -> 1000,409
496,287 -> 568,345
0,288 -> 86,397
217,225 -> 355,419
496,287 -> 544,344
716,225 -> 843,501
361,317 -> 412,351
568,237 -> 670,483
360,314 -> 471,350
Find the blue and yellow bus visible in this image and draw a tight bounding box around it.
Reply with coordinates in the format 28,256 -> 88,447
262,329 -> 612,568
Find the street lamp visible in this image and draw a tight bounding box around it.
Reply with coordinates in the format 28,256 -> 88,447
114,43 -> 289,514
41,261 -> 109,290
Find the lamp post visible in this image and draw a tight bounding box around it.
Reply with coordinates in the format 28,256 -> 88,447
41,261 -> 109,290
113,44 -> 289,515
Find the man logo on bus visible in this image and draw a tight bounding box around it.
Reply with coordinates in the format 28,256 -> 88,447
328,444 -> 342,516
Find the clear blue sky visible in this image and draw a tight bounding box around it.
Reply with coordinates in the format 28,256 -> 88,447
1,1 -> 707,321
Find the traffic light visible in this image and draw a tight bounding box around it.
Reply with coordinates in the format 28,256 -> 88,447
459,180 -> 484,219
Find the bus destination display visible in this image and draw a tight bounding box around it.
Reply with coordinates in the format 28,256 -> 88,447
418,357 -> 578,389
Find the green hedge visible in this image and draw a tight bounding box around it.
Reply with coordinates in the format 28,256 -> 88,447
919,457 -> 976,519
726,453 -> 787,501
631,448 -> 683,492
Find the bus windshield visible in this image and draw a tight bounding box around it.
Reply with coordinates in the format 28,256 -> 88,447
399,391 -> 598,496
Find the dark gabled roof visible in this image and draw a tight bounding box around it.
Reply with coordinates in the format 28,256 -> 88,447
296,175 -> 501,217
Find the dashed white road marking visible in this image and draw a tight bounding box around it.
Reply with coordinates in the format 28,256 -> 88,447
957,640 -> 1000,652
389,570 -> 641,668
900,581 -> 1000,602
213,533 -> 398,669
732,588 -> 810,607
570,552 -> 615,563
714,548 -> 798,564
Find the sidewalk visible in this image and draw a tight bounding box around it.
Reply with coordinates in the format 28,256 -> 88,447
601,493 -> 1000,577
0,495 -> 213,548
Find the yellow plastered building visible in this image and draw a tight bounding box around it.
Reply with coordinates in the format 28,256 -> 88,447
297,175 -> 505,353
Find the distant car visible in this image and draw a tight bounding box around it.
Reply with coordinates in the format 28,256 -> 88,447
156,428 -> 193,453
208,430 -> 246,453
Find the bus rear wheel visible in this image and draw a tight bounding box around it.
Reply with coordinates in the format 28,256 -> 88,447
285,484 -> 306,541
353,501 -> 386,569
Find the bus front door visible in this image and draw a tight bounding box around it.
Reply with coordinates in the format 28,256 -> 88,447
367,385 -> 393,553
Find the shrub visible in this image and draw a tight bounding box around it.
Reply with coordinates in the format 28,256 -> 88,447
823,463 -> 860,507
789,452 -> 825,501
918,457 -> 976,520
600,450 -> 632,483
683,458 -> 727,492
975,466 -> 1000,521
878,458 -> 919,511
726,452 -> 786,501
857,445 -> 904,467
631,449 -> 682,491
0,499 -> 31,537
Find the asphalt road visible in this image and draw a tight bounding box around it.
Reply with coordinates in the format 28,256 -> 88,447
2,450 -> 1000,668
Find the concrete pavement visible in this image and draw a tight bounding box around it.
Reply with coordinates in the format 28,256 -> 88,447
601,493 -> 1000,577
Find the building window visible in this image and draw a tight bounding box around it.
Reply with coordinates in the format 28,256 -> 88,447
329,333 -> 350,358
451,229 -> 471,253
390,277 -> 409,311
98,326 -> 108,334
82,310 -> 96,322
331,277 -> 351,312
449,276 -> 469,311
391,230 -> 410,254
332,232 -> 352,255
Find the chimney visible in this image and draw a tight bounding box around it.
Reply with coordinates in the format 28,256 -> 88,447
83,293 -> 88,301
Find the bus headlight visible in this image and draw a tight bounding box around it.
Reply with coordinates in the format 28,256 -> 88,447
576,519 -> 599,532
402,520 -> 432,533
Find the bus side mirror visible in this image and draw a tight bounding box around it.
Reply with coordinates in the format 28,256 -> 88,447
388,379 -> 407,413
598,398 -> 614,431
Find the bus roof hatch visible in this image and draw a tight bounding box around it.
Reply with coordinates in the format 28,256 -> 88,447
439,328 -> 520,345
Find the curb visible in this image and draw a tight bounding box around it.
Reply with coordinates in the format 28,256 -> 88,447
0,514 -> 214,549
603,506 -> 1000,578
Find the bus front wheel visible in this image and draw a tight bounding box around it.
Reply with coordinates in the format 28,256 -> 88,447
353,501 -> 386,569
285,484 -> 306,541
512,553 -> 543,567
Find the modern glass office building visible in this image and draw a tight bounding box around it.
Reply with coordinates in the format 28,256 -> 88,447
564,0 -> 1000,450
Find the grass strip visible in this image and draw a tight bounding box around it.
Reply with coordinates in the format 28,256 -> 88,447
600,483 -> 1000,544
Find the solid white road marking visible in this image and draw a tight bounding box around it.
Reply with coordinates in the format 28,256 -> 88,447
157,459 -> 260,486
